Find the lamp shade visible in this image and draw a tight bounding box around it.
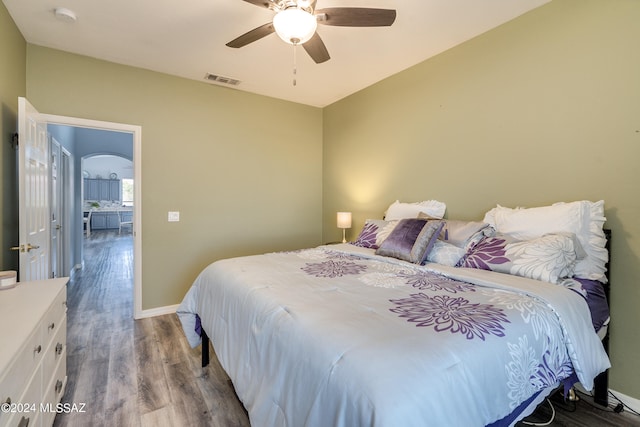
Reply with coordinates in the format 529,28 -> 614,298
273,8 -> 318,45
337,212 -> 352,229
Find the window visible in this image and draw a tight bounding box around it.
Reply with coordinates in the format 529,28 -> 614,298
122,179 -> 134,206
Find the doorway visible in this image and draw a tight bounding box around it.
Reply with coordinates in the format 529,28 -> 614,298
44,113 -> 143,319
81,154 -> 134,237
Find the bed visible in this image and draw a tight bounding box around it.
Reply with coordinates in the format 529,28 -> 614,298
178,200 -> 611,426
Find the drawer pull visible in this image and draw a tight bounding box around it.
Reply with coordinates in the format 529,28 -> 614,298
34,344 -> 42,354
55,379 -> 63,394
49,322 -> 55,331
18,416 -> 30,427
56,342 -> 64,355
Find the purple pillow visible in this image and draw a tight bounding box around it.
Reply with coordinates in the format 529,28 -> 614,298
375,219 -> 445,264
351,219 -> 398,249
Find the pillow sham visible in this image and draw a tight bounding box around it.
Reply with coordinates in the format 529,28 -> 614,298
384,200 -> 446,221
351,219 -> 399,249
440,220 -> 493,249
376,219 -> 445,264
458,233 -> 581,284
483,200 -> 608,282
426,240 -> 467,266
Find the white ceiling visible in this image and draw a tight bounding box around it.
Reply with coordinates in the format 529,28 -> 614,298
3,0 -> 549,107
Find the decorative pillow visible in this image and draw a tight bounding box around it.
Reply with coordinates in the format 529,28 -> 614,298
384,200 -> 446,221
483,200 -> 608,282
426,240 -> 467,266
351,219 -> 399,249
458,233 -> 581,284
438,220 -> 493,249
376,219 -> 445,264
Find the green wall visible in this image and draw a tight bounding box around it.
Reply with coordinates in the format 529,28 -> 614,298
25,46 -> 323,310
323,0 -> 640,399
0,1 -> 25,272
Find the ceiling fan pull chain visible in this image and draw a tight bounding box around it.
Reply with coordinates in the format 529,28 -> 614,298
292,43 -> 297,86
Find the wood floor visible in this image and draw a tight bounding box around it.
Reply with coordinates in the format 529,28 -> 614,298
54,230 -> 249,427
53,230 -> 640,427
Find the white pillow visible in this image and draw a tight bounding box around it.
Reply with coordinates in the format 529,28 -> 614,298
385,200 -> 446,221
483,200 -> 608,282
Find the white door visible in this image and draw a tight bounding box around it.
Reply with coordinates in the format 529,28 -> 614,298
15,97 -> 50,281
60,147 -> 72,277
50,138 -> 61,278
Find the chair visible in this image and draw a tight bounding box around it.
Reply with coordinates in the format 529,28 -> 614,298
118,210 -> 133,234
83,210 -> 92,237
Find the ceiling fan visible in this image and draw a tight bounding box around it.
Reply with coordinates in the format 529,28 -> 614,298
226,0 -> 397,64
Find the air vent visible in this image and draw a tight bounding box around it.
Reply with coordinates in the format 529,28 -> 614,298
204,73 -> 241,86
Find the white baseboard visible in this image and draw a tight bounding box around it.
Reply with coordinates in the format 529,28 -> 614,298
610,388 -> 640,414
575,383 -> 640,413
135,303 -> 179,319
67,264 -> 82,280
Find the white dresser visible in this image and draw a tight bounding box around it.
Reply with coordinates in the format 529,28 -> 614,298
0,278 -> 68,427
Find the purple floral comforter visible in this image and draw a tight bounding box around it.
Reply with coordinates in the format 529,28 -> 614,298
178,244 -> 610,427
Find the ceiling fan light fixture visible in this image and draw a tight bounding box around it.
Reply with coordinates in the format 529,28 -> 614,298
273,8 -> 317,45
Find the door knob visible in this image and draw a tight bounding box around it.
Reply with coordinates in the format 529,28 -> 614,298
9,244 -> 40,253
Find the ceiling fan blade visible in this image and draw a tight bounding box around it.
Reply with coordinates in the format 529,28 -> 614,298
315,8 -> 396,27
303,32 -> 330,64
241,0 -> 274,9
226,22 -> 275,48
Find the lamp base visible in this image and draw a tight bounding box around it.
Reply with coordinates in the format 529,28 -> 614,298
342,228 -> 347,244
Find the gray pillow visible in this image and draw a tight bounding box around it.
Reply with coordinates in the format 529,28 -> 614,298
440,220 -> 492,248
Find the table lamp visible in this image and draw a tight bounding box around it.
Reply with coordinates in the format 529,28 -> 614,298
336,212 -> 352,243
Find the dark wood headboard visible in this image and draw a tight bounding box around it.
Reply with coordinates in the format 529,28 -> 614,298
593,228 -> 611,407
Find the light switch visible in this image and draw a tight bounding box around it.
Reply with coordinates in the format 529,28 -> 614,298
168,211 -> 180,222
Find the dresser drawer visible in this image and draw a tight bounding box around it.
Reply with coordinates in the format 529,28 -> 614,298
41,350 -> 67,427
0,326 -> 43,426
42,316 -> 66,387
2,364 -> 42,427
41,288 -> 67,345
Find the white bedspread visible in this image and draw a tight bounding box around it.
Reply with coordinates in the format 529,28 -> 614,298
177,244 -> 610,426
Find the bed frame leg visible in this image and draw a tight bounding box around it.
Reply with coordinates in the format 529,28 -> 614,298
201,329 -> 210,368
593,326 -> 610,406
593,370 -> 608,406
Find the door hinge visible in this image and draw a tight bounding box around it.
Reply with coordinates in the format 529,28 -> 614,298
11,133 -> 19,149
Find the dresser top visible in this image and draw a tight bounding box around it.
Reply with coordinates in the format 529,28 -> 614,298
0,278 -> 68,371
